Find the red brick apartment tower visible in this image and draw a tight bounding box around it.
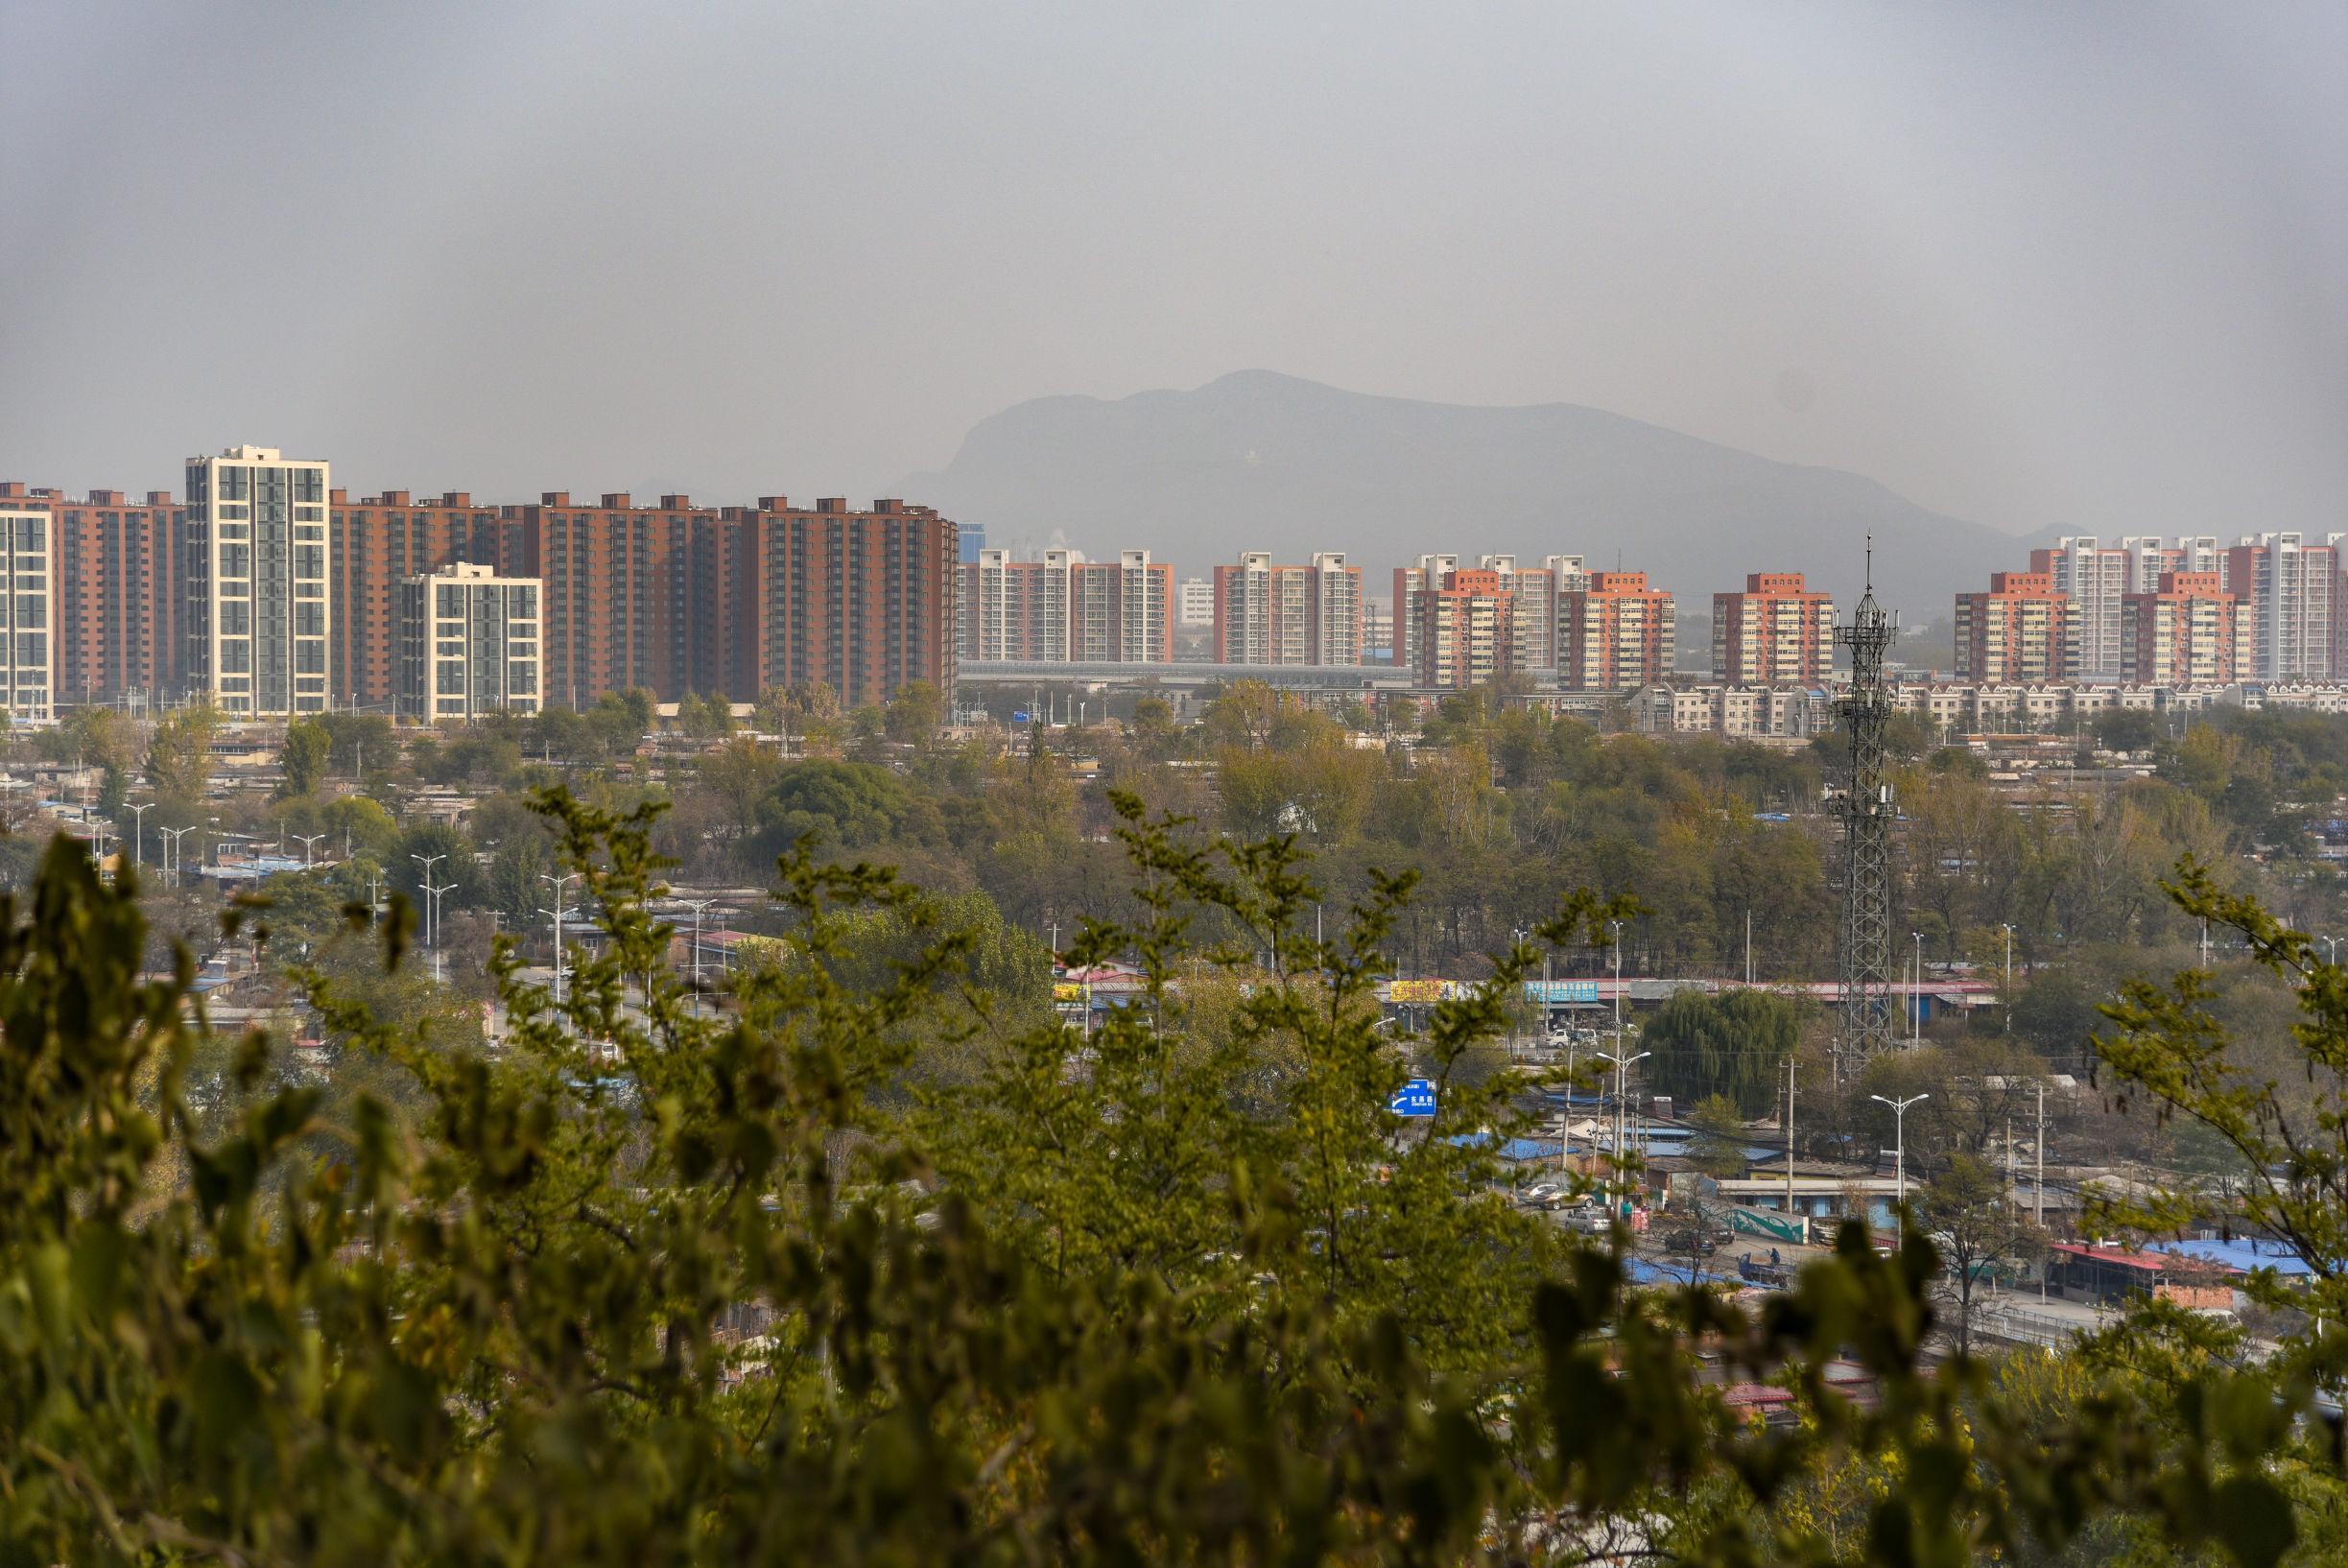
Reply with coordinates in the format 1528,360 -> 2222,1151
505,492 -> 708,709
1954,571 -> 2071,684
2,485 -> 183,705
2122,571 -> 2245,687
330,489 -> 510,710
1710,571 -> 1833,684
1411,567 -> 1515,689
735,497 -> 958,708
1561,570 -> 1676,691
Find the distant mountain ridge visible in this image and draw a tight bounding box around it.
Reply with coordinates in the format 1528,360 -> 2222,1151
908,370 -> 2023,614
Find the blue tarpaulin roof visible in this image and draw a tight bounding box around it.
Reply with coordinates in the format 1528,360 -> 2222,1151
2143,1237 -> 2313,1278
1624,1258 -> 1743,1289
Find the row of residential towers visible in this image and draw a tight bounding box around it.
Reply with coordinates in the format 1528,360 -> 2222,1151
0,448 -> 963,719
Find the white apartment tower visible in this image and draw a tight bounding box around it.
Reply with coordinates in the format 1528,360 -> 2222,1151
2225,533 -> 2340,681
184,445 -> 332,716
2039,535 -> 2226,680
964,548 -> 1074,661
1310,552 -> 1363,666
0,507 -> 54,722
1070,549 -> 1173,663
397,563 -> 542,721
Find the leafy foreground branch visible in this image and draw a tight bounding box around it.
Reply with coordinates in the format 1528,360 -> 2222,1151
0,797 -> 2324,1566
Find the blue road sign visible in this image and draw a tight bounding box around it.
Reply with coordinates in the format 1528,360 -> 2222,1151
1012,711 -> 1032,723
1389,1078 -> 1437,1117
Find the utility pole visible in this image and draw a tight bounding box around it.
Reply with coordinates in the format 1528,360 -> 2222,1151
2001,922 -> 2015,1031
1785,1054 -> 1797,1222
2036,1081 -> 2048,1302
1911,931 -> 1923,1046
1744,908 -> 1752,985
2034,1081 -> 2046,1229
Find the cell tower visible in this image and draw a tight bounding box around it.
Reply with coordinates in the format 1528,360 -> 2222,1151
1835,537 -> 1898,1070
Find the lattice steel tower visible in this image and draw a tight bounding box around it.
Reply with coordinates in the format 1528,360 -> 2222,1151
1835,539 -> 1898,1069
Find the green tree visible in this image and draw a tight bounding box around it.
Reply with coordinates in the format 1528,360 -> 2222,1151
143,703 -> 221,808
275,717 -> 331,799
0,812 -> 2324,1565
678,690 -> 735,740
319,710 -> 396,777
1916,1152 -> 2029,1358
883,679 -> 945,748
1641,988 -> 1803,1115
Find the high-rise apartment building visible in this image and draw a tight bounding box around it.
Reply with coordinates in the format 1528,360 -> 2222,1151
1412,567 -> 1514,689
330,490 -> 510,710
1560,571 -> 1675,691
2223,533 -> 2338,681
0,484 -> 177,706
1391,555 -> 1459,674
1954,571 -> 2071,684
507,492 -> 720,709
2121,571 -> 2245,687
397,563 -> 542,722
722,496 -> 958,708
183,445 -> 332,717
2033,535 -> 2222,679
1070,550 -> 1174,662
961,549 -> 1073,661
1710,571 -> 1834,684
1306,552 -> 1363,666
1214,552 -> 1363,665
0,504 -> 55,721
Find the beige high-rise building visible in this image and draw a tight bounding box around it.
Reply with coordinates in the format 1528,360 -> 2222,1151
1071,550 -> 1174,663
1214,551 -> 1362,664
961,548 -> 1073,661
184,444 -> 332,716
0,505 -> 54,722
398,562 -> 542,721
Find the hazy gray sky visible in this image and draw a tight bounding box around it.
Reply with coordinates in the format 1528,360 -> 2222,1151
3,2 -> 2340,538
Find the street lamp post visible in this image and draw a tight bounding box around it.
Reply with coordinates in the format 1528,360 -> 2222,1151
681,897 -> 715,1003
423,878 -> 457,950
125,800 -> 151,870
1593,1047 -> 1650,1226
294,832 -> 325,867
158,825 -> 192,889
1870,1092 -> 1931,1215
411,853 -> 446,947
540,870 -> 581,1018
